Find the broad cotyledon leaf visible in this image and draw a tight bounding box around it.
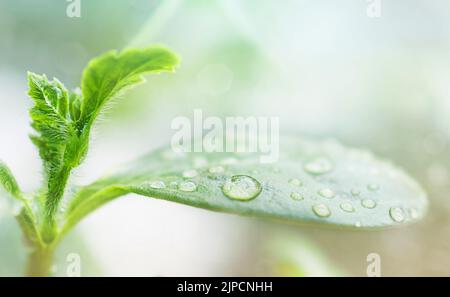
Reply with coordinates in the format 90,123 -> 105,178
62,137 -> 427,234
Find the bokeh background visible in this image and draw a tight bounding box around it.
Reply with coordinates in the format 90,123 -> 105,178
1,0 -> 450,276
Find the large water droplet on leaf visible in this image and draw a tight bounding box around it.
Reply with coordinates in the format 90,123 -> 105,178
222,175 -> 262,201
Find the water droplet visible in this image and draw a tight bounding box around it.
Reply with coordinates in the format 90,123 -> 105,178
340,202 -> 355,212
182,169 -> 198,178
361,199 -> 377,209
409,208 -> 418,219
288,178 -> 302,187
290,192 -> 304,201
169,181 -> 178,189
209,166 -> 225,174
389,207 -> 405,222
367,183 -> 380,191
304,157 -> 333,175
351,189 -> 360,196
318,188 -> 335,199
355,221 -> 362,228
312,204 -> 331,218
222,175 -> 262,201
148,181 -> 166,189
179,181 -> 197,192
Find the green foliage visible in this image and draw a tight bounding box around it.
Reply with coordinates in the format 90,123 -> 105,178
0,161 -> 21,199
62,138 -> 427,235
80,47 -> 179,129
24,46 -> 179,244
0,45 -> 180,275
1,44 -> 428,276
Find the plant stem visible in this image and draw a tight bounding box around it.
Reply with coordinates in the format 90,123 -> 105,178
26,245 -> 55,277
42,165 -> 72,243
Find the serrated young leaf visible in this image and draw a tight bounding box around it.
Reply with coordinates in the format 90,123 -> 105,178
63,137 -> 428,235
0,161 -> 22,199
28,73 -> 74,175
27,46 -> 179,242
79,46 -> 179,129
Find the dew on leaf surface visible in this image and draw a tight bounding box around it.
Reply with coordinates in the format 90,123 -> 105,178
312,203 -> 331,218
222,175 -> 262,201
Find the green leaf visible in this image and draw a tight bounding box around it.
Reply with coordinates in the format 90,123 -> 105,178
28,73 -> 74,175
0,161 -> 22,199
62,137 -> 428,234
27,72 -> 83,227
79,46 -> 179,128
27,46 -> 179,234
0,162 -> 41,247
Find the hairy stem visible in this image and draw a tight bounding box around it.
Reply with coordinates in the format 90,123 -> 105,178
26,245 -> 55,277
42,165 -> 72,243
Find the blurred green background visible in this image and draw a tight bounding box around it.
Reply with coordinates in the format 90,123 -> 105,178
1,0 -> 450,276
